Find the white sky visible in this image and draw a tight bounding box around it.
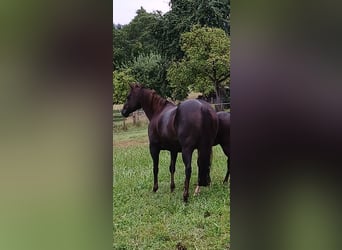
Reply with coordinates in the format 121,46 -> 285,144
113,0 -> 171,25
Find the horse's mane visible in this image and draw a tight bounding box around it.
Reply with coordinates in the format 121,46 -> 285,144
149,90 -> 170,106
133,83 -> 173,113
147,89 -> 175,115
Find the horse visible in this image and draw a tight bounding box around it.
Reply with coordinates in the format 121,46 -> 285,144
214,111 -> 230,183
194,111 -> 231,194
121,83 -> 218,202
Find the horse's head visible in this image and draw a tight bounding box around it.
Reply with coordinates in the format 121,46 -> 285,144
121,83 -> 143,117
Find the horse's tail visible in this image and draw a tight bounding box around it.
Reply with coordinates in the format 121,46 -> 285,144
197,105 -> 218,186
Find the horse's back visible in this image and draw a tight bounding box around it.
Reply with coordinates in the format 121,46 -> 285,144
176,99 -> 218,147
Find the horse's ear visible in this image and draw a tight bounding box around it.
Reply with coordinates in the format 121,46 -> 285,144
128,82 -> 134,89
135,82 -> 142,88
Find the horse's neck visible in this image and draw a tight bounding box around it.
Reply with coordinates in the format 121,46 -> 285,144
141,90 -> 169,120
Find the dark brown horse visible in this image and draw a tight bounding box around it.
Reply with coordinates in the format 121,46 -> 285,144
195,111 -> 231,194
214,111 -> 230,183
121,83 -> 218,202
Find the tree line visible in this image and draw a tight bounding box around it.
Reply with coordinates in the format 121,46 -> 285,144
113,0 -> 230,106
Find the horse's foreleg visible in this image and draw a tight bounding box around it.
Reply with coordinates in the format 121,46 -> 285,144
181,148 -> 193,202
150,145 -> 160,192
169,151 -> 177,192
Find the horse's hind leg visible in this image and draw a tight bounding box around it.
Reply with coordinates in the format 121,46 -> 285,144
223,157 -> 229,183
197,145 -> 212,186
194,142 -> 214,195
150,144 -> 160,192
222,145 -> 230,183
169,151 -> 177,192
181,147 -> 194,202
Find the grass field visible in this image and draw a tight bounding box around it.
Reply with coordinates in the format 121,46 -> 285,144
113,125 -> 230,249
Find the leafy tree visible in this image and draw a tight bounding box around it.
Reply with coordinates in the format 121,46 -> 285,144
129,53 -> 172,98
167,60 -> 194,100
112,1 -> 231,101
195,0 -> 230,34
154,0 -> 230,60
113,52 -> 172,104
113,68 -> 135,104
113,7 -> 161,70
154,0 -> 194,60
113,25 -> 129,70
167,26 -> 230,103
153,0 -> 230,99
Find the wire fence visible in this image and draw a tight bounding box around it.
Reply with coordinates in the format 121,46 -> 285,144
113,109 -> 148,131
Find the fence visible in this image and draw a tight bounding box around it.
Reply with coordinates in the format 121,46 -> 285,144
113,109 -> 148,131
212,102 -> 230,111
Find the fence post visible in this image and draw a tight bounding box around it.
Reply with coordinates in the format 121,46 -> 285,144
123,118 -> 127,130
132,112 -> 136,125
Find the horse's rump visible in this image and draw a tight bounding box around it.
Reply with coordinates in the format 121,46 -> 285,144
175,99 -> 218,186
214,111 -> 230,147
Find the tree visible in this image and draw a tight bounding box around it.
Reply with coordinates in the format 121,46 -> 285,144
113,7 -> 161,70
129,52 -> 172,97
113,52 -> 172,104
113,24 -> 129,70
112,1 -> 231,101
195,0 -> 230,34
167,26 -> 230,104
167,61 -> 193,100
153,0 -> 230,100
154,0 -> 230,60
113,68 -> 135,104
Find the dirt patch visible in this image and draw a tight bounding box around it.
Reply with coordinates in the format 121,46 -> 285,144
113,138 -> 148,148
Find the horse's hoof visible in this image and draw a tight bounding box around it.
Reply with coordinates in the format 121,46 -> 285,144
170,185 -> 175,192
223,176 -> 230,184
183,193 -> 189,202
153,186 -> 158,192
194,185 -> 201,196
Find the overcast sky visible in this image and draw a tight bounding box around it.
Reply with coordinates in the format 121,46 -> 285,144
113,0 -> 170,25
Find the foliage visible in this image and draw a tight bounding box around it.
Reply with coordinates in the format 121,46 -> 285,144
154,0 -> 230,60
113,7 -> 161,70
167,25 -> 230,101
195,0 -> 230,34
167,60 -> 194,100
129,53 -> 172,98
113,0 -> 231,101
113,25 -> 128,70
113,53 -> 173,103
113,68 -> 135,104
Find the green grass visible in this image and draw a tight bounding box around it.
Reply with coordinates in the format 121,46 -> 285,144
113,110 -> 149,133
113,124 -> 149,142
113,126 -> 230,250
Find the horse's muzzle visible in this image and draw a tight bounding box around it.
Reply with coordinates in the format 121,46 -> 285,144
121,109 -> 129,117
